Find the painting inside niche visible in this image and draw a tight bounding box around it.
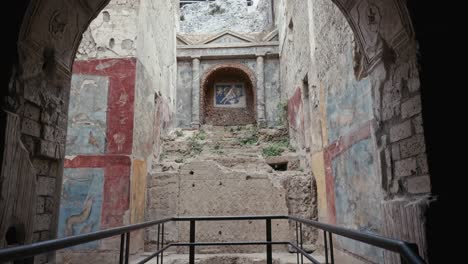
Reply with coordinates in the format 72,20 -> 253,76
214,83 -> 246,108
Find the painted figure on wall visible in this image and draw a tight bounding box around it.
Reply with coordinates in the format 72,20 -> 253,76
58,168 -> 104,249
67,75 -> 109,155
214,83 -> 246,108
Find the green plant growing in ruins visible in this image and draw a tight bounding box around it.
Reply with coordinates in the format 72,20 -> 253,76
188,131 -> 205,156
175,158 -> 184,164
262,144 -> 285,157
175,130 -> 184,137
159,152 -> 166,161
240,134 -> 258,145
194,129 -> 206,141
213,144 -> 221,150
188,137 -> 203,156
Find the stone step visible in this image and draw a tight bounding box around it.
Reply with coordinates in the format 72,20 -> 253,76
130,252 -> 325,264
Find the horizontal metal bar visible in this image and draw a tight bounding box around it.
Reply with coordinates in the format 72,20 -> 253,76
288,216 -> 425,264
175,215 -> 288,221
0,217 -> 173,262
0,215 -> 425,264
137,244 -> 172,264
287,243 -> 322,264
174,241 -> 289,246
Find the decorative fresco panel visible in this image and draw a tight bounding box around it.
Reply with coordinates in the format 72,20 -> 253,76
66,75 -> 109,155
58,168 -> 104,249
214,83 -> 246,108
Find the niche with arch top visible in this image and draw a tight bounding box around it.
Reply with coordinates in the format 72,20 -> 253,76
201,64 -> 256,126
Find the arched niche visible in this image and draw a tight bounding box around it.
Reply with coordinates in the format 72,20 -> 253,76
200,64 -> 257,126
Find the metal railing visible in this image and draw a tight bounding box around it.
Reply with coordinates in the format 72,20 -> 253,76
0,215 -> 426,264
180,0 -> 253,7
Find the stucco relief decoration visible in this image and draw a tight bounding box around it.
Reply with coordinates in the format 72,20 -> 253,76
49,10 -> 68,40
357,1 -> 382,59
214,83 -> 246,108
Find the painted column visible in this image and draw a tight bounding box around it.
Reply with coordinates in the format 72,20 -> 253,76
256,55 -> 266,126
191,57 -> 201,127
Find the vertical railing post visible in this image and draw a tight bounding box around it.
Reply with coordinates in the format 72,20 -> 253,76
161,223 -> 165,264
295,222 -> 300,264
299,223 -> 303,264
266,219 -> 272,264
119,233 -> 125,264
125,232 -> 130,264
189,220 -> 196,264
324,231 -> 329,264
328,232 -> 334,264
156,224 -> 160,264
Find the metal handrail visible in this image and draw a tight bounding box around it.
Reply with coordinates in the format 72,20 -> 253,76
0,215 -> 426,264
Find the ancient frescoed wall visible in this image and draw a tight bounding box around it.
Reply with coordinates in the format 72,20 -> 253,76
57,58 -> 135,261
278,0 -> 431,262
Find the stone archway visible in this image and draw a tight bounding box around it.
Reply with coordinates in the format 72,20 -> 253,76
0,0 -> 435,262
200,64 -> 257,126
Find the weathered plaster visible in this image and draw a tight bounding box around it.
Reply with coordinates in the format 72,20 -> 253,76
70,58 -> 136,155
76,0 -> 139,60
179,0 -> 273,34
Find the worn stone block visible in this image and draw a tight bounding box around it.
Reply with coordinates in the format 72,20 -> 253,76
57,113 -> 68,129
41,109 -> 59,125
417,154 -> 429,175
391,143 -> 400,161
394,157 -> 417,177
23,79 -> 43,105
32,232 -> 41,243
36,196 -> 45,214
413,114 -> 424,134
33,159 -> 51,176
406,176 -> 431,194
40,231 -> 51,241
21,135 -> 37,155
401,96 -> 421,119
38,140 -> 60,159
390,120 -> 412,143
408,77 -> 420,93
399,135 -> 426,159
42,125 -> 56,141
45,197 -> 55,214
23,102 -> 41,121
36,176 -> 56,196
34,214 -> 52,231
34,253 -> 48,264
21,118 -> 41,137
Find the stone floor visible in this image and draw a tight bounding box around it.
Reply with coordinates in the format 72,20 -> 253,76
131,252 -> 326,264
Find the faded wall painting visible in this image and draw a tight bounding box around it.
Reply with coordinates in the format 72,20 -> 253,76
58,168 -> 104,249
332,139 -> 383,262
326,62 -> 372,143
214,83 -> 246,108
67,75 -> 109,155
